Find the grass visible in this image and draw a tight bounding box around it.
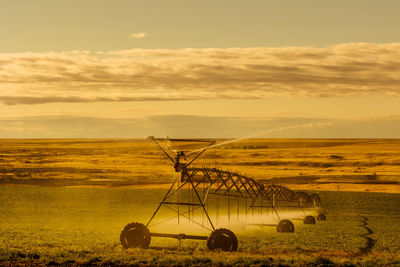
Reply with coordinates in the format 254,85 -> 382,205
1,138 -> 400,191
1,185 -> 400,266
1,138 -> 400,265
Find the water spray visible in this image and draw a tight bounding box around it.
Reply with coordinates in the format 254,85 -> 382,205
187,122 -> 331,155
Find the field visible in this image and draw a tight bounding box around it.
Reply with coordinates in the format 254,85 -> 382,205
1,139 -> 400,266
1,138 -> 400,192
1,186 -> 400,266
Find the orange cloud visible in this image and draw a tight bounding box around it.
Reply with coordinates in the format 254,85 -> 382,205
129,32 -> 147,39
1,43 -> 400,105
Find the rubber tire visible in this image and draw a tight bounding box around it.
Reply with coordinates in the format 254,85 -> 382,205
277,219 -> 294,233
317,213 -> 326,221
304,215 -> 316,224
120,222 -> 151,249
207,228 -> 238,252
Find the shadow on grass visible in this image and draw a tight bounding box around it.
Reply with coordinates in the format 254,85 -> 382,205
357,215 -> 375,255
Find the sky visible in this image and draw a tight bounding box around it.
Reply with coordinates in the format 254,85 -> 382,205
1,0 -> 400,138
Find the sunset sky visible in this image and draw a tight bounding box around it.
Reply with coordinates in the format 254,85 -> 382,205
1,0 -> 400,138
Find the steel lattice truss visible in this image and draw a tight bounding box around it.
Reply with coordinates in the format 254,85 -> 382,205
119,138 -> 327,251
184,167 -> 315,207
147,166 -> 320,230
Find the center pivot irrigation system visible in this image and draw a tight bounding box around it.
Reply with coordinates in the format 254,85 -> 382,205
120,137 -> 327,252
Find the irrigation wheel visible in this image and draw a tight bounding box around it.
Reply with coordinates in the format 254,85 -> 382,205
303,215 -> 316,224
277,219 -> 294,233
317,213 -> 326,221
120,222 -> 151,249
207,228 -> 238,252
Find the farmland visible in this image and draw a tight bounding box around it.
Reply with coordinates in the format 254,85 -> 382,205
1,138 -> 400,192
1,138 -> 400,265
1,186 -> 400,266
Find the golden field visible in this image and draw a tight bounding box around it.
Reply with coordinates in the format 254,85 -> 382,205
1,138 -> 400,265
1,138 -> 400,193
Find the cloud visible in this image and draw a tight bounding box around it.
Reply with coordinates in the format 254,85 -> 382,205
0,95 -> 198,105
1,43 -> 400,105
129,32 -> 147,39
0,114 -> 399,138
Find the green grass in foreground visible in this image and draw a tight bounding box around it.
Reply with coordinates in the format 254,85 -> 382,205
1,186 -> 400,266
